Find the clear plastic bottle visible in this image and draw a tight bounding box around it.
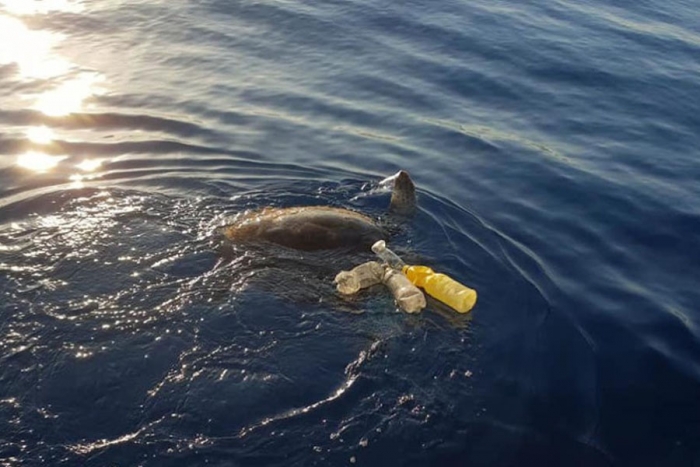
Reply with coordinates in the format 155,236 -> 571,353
334,261 -> 384,295
371,240 -> 405,269
381,266 -> 426,313
403,265 -> 477,313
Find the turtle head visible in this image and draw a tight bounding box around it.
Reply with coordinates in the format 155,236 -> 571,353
388,170 -> 416,216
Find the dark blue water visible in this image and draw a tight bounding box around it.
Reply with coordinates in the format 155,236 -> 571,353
1,0 -> 699,465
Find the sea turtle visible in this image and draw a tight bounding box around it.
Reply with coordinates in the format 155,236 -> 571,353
221,171 -> 416,251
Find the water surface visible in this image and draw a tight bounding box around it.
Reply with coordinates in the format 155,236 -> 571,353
1,0 -> 699,465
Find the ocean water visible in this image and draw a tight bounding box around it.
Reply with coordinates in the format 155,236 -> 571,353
1,0 -> 699,465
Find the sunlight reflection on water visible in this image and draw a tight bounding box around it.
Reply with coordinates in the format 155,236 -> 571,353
33,71 -> 106,116
76,159 -> 103,172
16,151 -> 67,172
25,126 -> 55,144
0,5 -> 104,110
2,1 -> 107,182
0,0 -> 84,15
0,15 -> 70,79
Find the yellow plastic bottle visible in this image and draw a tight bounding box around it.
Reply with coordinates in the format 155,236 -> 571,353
402,265 -> 477,313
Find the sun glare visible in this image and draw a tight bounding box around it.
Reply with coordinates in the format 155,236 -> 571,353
33,72 -> 105,116
76,159 -> 102,172
0,0 -> 85,15
0,15 -> 70,79
17,151 -> 67,172
69,173 -> 85,188
26,126 -> 55,144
